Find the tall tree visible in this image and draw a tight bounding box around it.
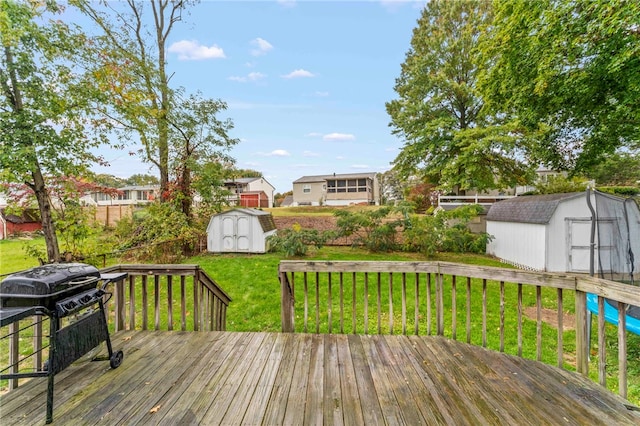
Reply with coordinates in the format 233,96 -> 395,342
584,151 -> 640,186
480,0 -> 640,173
386,0 -> 535,194
73,0 -> 191,200
168,92 -> 239,218
1,1 -> 103,262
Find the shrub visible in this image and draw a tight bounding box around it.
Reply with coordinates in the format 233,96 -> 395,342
334,206 -> 405,252
113,201 -> 201,262
267,223 -> 332,257
404,204 -> 492,256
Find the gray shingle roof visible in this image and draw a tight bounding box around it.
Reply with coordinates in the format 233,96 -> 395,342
486,192 -> 585,224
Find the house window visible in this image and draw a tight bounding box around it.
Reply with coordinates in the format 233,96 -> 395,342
303,184 -> 311,193
118,190 -> 130,201
327,178 -> 370,194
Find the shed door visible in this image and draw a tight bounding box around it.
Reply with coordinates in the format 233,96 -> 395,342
567,218 -> 614,273
236,216 -> 250,251
567,219 -> 592,273
221,215 -> 251,252
222,217 -> 236,251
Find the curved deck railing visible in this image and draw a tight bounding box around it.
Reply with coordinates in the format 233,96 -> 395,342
279,260 -> 640,400
100,264 -> 231,332
1,264 -> 230,390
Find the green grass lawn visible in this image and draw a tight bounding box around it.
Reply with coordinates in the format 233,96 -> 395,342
0,238 -> 44,276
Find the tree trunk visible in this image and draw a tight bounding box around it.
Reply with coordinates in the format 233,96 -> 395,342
31,167 -> 60,263
180,164 -> 192,219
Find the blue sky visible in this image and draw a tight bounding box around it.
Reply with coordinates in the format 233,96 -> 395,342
90,1 -> 425,193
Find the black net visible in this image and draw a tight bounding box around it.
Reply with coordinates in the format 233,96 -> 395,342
593,190 -> 640,284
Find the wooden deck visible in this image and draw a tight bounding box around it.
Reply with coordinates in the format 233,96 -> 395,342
2,331 -> 639,425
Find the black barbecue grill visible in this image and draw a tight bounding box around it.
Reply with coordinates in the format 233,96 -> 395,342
0,263 -> 127,424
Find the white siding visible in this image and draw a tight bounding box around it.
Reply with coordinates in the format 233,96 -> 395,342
247,178 -> 275,208
487,221 -> 547,270
206,210 -> 276,253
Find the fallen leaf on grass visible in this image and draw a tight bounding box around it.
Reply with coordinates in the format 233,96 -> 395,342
122,336 -> 132,341
149,405 -> 161,414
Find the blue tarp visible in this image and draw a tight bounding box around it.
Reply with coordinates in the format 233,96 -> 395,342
586,293 -> 640,335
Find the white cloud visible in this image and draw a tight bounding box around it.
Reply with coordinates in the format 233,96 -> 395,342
228,72 -> 266,83
269,149 -> 291,157
282,69 -> 315,79
303,150 -> 320,157
314,91 -> 329,97
250,38 -> 274,56
323,133 -> 356,141
168,40 -> 225,60
336,156 -> 346,160
305,132 -> 322,137
351,164 -> 370,169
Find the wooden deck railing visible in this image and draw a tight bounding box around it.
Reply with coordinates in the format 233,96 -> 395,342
100,264 -> 231,332
279,260 -> 640,399
1,264 -> 230,390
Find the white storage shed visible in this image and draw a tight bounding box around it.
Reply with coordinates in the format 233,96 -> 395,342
486,192 -> 593,272
207,208 -> 277,254
486,191 -> 640,274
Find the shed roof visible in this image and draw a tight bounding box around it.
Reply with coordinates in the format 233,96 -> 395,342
213,208 -> 276,232
486,192 -> 585,224
1,208 -> 40,224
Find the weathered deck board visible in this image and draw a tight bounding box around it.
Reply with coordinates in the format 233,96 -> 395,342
1,331 -> 639,426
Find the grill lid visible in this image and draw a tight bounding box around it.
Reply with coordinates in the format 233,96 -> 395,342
0,263 -> 100,296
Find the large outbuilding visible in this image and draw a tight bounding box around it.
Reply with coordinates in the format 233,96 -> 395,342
206,208 -> 277,254
486,191 -> 640,275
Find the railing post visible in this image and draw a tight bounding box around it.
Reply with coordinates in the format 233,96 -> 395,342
9,322 -> 19,390
194,270 -> 200,331
575,288 -> 589,376
280,268 -> 295,332
115,276 -> 126,332
436,266 -> 444,336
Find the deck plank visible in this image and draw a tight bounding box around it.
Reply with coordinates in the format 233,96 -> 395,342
335,335 -> 365,426
346,334 -> 385,425
2,331 -> 639,426
260,332 -> 303,425
323,334 -> 342,426
303,334 -> 324,426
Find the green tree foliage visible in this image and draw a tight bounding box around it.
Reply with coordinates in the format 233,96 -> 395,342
530,175 -> 589,195
125,174 -> 159,186
232,169 -> 263,179
168,91 -> 239,219
92,173 -> 126,188
386,0 -> 535,194
0,1 -> 105,262
480,0 -> 640,173
73,0 -> 193,200
583,151 -> 640,186
377,170 -> 404,205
